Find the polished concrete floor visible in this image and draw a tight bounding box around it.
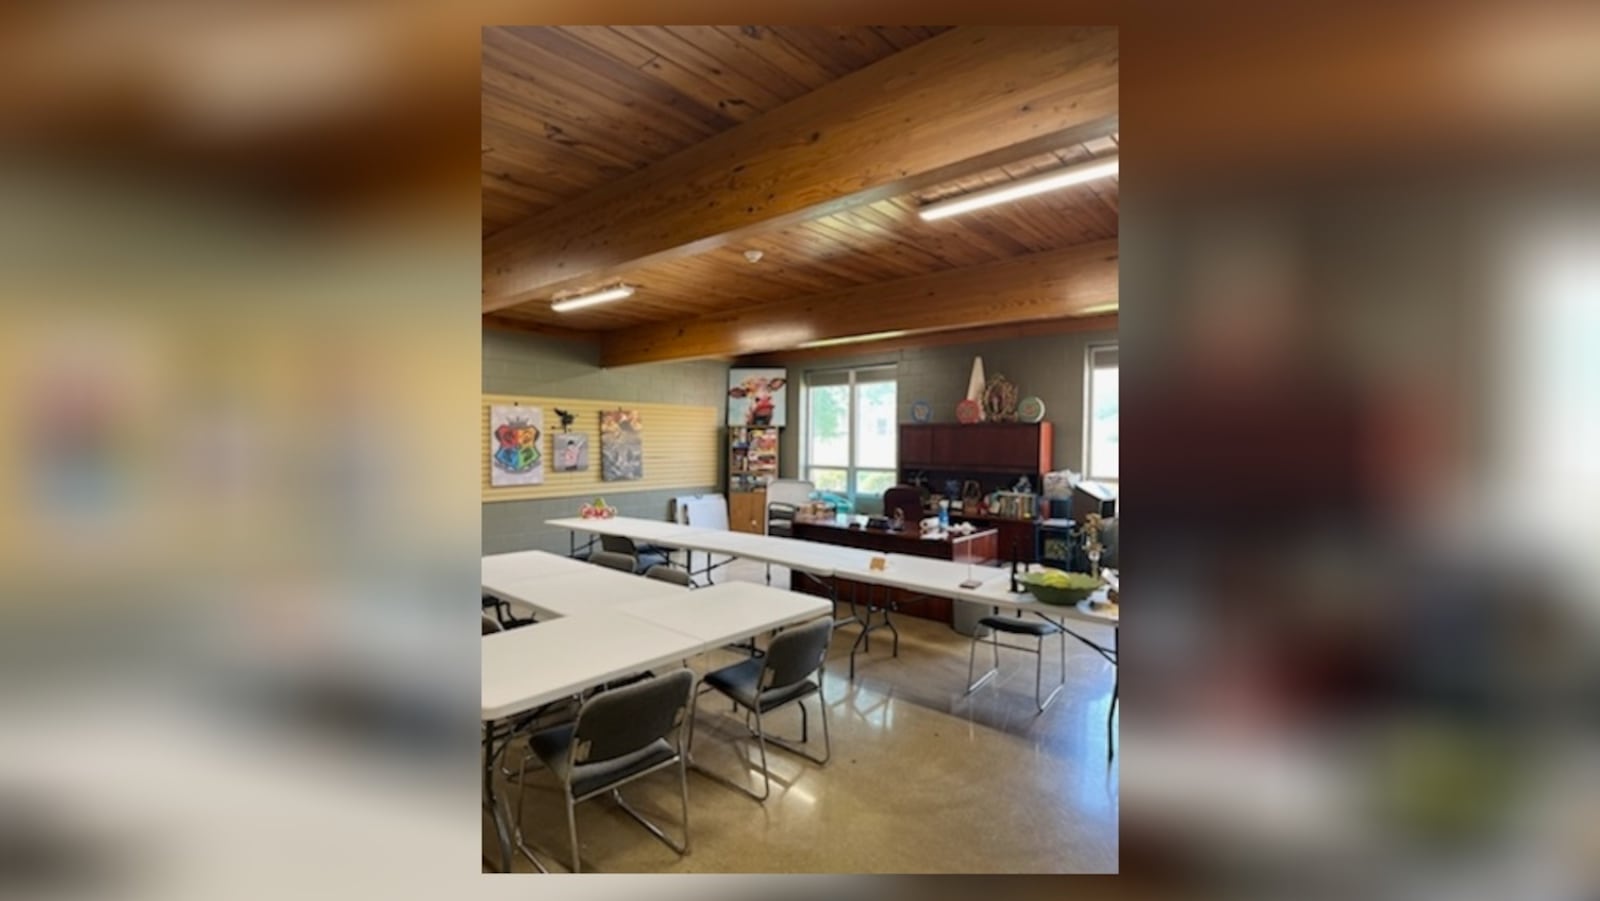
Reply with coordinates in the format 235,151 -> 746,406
485,560 -> 1118,873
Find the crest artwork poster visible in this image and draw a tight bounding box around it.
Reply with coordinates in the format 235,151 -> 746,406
489,405 -> 544,486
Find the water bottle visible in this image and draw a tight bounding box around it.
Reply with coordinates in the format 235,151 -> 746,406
938,499 -> 950,528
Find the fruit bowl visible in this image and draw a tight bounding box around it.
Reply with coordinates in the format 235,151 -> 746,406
1018,569 -> 1104,606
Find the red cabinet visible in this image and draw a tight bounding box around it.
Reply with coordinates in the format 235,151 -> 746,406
898,422 -> 1052,473
900,425 -> 934,467
897,422 -> 1053,563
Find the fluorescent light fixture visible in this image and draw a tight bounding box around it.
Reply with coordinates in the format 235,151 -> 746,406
550,284 -> 635,312
797,330 -> 910,349
918,154 -> 1119,221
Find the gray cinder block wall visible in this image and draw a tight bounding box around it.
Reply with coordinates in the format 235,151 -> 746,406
480,325 -> 1116,550
772,327 -> 1118,488
482,329 -> 729,554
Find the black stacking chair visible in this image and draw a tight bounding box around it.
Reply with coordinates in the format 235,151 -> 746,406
965,612 -> 1067,713
689,617 -> 833,802
483,593 -> 534,629
519,669 -> 696,873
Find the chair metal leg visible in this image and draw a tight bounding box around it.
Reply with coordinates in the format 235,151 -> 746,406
762,695 -> 833,765
680,754 -> 692,852
611,783 -> 689,855
688,695 -> 772,803
965,627 -> 999,694
753,707 -> 772,801
1033,632 -> 1066,714
566,791 -> 581,874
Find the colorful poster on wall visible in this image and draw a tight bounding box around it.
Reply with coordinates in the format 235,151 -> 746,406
552,433 -> 589,472
727,367 -> 787,427
489,405 -> 544,486
599,409 -> 643,481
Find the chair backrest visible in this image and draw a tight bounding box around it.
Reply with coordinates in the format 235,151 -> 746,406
766,478 -> 814,509
571,669 -> 695,764
589,550 -> 638,573
599,534 -> 638,555
481,613 -> 504,635
644,564 -> 691,587
882,485 -> 924,524
760,617 -> 833,691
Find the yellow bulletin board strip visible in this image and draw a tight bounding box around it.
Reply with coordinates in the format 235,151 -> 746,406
482,393 -> 720,503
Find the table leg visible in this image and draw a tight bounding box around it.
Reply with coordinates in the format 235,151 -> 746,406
1107,627 -> 1118,762
483,719 -> 551,873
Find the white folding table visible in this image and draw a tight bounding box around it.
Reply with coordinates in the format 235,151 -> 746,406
481,549 -> 594,585
616,582 -> 831,651
479,573 -> 831,872
547,515 -> 869,582
546,516 -> 878,638
485,566 -> 687,619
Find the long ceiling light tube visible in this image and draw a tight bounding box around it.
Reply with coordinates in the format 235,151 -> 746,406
550,284 -> 635,312
918,154 -> 1119,221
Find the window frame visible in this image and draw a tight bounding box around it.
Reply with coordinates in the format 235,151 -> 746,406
1084,343 -> 1119,484
800,364 -> 898,508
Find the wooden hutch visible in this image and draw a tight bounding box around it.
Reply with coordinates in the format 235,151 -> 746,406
897,421 -> 1053,562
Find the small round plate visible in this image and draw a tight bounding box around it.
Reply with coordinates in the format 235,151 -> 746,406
910,400 -> 932,423
955,399 -> 982,424
1017,395 -> 1046,423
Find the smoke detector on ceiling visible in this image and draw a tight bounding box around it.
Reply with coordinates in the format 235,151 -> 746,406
743,250 -> 764,263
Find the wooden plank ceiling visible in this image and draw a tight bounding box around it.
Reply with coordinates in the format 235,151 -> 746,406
482,26 -> 1118,363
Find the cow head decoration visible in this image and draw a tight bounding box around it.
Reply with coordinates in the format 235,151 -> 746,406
728,375 -> 786,426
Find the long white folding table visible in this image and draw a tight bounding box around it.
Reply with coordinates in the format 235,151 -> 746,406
479,574 -> 830,872
482,549 -> 595,584
547,516 -> 882,640
546,515 -> 877,585
616,582 -> 833,649
485,565 -> 687,619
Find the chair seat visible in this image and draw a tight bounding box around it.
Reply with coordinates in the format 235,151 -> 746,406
703,657 -> 819,713
979,615 -> 1062,636
527,724 -> 678,799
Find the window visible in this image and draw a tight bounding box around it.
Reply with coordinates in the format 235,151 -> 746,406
1086,345 -> 1118,481
802,366 -> 897,505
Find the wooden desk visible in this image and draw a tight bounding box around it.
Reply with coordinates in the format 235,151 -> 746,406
788,516 -> 998,623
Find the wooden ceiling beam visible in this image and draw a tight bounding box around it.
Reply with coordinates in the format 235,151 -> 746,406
732,312 -> 1119,366
481,314 -> 600,343
484,26 -> 1118,314
598,240 -> 1117,367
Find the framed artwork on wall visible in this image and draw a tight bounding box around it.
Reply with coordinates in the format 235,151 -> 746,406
489,405 -> 544,486
599,409 -> 644,481
552,433 -> 589,472
727,368 -> 787,427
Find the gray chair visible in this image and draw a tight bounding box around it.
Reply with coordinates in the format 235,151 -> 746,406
600,534 -> 671,572
689,617 -> 833,801
519,669 -> 696,873
589,550 -> 638,573
644,564 -> 692,587
965,613 -> 1067,713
